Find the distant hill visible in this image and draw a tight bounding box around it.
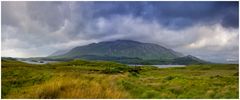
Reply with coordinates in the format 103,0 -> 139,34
48,40 -> 208,65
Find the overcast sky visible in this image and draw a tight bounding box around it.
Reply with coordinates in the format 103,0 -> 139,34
1,1 -> 239,63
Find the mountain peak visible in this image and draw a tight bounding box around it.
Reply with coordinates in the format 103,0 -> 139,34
99,39 -> 141,44
115,39 -> 140,43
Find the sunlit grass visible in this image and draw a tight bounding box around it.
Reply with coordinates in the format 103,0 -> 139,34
6,74 -> 129,99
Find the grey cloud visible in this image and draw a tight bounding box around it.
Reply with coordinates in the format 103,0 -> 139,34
26,2 -> 69,32
1,1 -> 239,63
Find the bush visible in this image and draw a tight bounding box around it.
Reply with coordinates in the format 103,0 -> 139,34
102,67 -> 122,74
128,66 -> 141,74
233,72 -> 238,76
164,76 -> 175,81
130,72 -> 139,77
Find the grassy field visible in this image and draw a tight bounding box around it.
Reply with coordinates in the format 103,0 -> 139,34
1,58 -> 239,99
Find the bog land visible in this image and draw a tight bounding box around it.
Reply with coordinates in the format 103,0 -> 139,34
1,58 -> 239,99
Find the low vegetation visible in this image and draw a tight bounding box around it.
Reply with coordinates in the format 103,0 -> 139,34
1,58 -> 239,98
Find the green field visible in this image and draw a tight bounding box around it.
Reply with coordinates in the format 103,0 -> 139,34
1,59 -> 239,99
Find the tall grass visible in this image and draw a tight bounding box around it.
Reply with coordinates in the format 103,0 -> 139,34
2,59 -> 239,98
4,73 -> 129,98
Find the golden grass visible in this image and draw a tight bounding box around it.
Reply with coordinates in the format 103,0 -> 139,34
5,73 -> 130,99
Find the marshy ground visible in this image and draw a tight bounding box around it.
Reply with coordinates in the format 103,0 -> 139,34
1,59 -> 239,99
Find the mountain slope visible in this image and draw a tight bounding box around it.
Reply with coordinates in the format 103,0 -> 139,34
49,49 -> 70,57
172,55 -> 208,65
53,40 -> 183,60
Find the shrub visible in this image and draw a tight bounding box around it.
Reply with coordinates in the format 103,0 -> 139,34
233,72 -> 238,76
164,76 -> 175,81
102,67 -> 122,74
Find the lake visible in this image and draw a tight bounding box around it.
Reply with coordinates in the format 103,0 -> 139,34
128,64 -> 186,68
18,59 -> 58,64
18,59 -> 186,68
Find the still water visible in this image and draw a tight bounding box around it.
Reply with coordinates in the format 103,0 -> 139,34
128,64 -> 186,68
18,60 -> 58,64
19,59 -> 186,68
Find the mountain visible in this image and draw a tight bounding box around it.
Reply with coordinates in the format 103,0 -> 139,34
48,40 -> 207,65
51,40 -> 183,60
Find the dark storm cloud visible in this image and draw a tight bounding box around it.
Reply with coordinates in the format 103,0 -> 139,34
1,1 -> 239,63
90,1 -> 238,29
